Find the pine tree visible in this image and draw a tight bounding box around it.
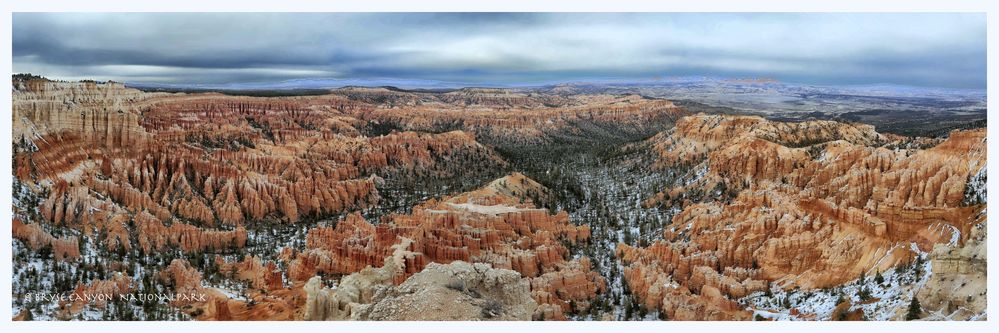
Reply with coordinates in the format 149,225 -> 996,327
858,287 -> 872,301
874,270 -> 884,285
913,256 -> 924,278
906,297 -> 922,320
38,242 -> 52,260
624,299 -> 634,319
835,292 -> 846,306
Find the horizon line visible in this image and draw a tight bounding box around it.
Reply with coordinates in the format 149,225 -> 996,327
14,72 -> 988,93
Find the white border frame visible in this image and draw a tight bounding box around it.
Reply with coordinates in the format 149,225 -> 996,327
1,1 -> 995,333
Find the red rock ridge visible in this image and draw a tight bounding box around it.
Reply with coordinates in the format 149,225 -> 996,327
14,80 -> 507,260
623,114 -> 986,319
290,173 -> 605,320
12,218 -> 80,261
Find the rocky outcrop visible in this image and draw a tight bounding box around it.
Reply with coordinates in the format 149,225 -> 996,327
158,259 -> 304,321
302,239 -> 409,321
59,272 -> 133,317
915,218 -> 986,320
13,78 -> 156,149
134,211 -> 247,253
294,173 -> 603,319
216,255 -> 286,291
624,114 -> 986,319
360,261 -> 537,320
12,218 -> 80,260
144,173 -> 597,321
305,261 -> 537,321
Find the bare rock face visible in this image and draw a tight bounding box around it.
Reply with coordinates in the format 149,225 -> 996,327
624,114 -> 986,319
303,260 -> 536,321
13,78 -> 155,148
915,218 -> 986,320
302,242 -> 407,321
356,261 -> 537,320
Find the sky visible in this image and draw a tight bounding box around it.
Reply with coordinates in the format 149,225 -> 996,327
12,13 -> 987,89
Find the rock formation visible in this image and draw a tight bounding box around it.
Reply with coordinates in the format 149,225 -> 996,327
915,216 -> 986,320
623,114 -> 987,319
293,173 -> 604,320
59,272 -> 133,317
11,76 -> 986,322
356,261 -> 538,320
13,78 -> 508,259
304,260 -> 538,321
12,218 -> 80,261
158,259 -> 305,321
344,91 -> 685,145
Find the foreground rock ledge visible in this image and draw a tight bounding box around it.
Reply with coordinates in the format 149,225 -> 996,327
304,261 -> 537,321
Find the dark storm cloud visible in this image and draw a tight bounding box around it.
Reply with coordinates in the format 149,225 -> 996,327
12,13 -> 987,88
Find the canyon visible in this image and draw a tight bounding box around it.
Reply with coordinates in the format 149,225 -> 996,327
10,75 -> 987,321
622,115 -> 986,320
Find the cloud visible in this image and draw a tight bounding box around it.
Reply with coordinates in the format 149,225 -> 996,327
12,13 -> 987,88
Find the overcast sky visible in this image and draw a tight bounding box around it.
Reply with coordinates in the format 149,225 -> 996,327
12,13 -> 987,89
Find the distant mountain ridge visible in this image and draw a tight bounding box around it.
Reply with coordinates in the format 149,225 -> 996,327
123,76 -> 986,98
